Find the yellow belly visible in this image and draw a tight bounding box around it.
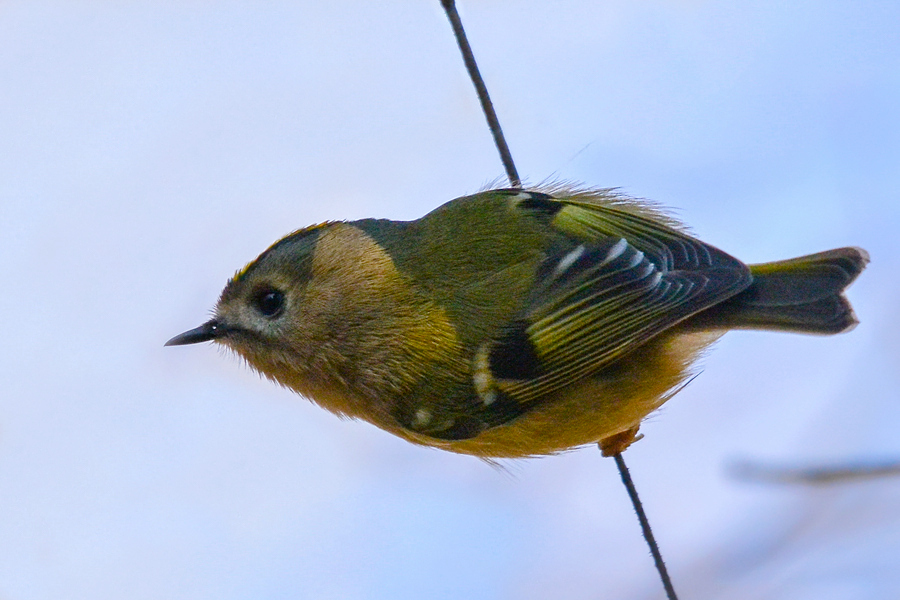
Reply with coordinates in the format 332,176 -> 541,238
431,328 -> 723,458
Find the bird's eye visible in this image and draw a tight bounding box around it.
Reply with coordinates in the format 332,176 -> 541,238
252,288 -> 285,318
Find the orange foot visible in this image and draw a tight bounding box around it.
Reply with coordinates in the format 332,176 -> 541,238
598,426 -> 644,457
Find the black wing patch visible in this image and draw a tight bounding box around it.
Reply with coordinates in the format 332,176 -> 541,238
488,320 -> 543,380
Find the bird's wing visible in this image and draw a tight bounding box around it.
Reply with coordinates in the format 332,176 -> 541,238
395,190 -> 753,441
485,193 -> 752,403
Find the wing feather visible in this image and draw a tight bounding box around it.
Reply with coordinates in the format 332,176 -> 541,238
491,194 -> 752,403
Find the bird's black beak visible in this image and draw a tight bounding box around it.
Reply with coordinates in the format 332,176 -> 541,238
165,320 -> 226,346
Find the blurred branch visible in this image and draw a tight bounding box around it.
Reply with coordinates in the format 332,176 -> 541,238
729,459 -> 900,485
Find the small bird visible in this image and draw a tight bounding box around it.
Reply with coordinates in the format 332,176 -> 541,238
167,187 -> 867,458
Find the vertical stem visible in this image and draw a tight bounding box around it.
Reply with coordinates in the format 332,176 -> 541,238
614,453 -> 679,600
438,4 -> 676,597
440,0 -> 521,188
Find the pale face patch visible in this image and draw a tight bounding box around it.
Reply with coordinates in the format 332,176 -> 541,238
296,223 -> 465,417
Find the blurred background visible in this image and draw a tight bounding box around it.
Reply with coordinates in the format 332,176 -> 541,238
1,1 -> 898,598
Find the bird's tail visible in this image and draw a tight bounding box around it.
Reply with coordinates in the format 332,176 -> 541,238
693,247 -> 869,334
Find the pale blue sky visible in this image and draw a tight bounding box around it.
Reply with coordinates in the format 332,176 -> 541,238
1,2 -> 898,599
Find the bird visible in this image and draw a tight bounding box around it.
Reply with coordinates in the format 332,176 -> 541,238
167,187 -> 868,458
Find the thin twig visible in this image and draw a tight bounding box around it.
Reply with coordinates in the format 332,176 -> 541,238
730,458 -> 900,485
439,3 -> 676,596
439,0 -> 521,188
614,453 -> 679,600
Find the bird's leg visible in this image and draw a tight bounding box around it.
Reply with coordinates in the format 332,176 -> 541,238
599,426 -> 644,457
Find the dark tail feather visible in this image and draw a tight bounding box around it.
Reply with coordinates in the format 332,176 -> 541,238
693,247 -> 869,334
